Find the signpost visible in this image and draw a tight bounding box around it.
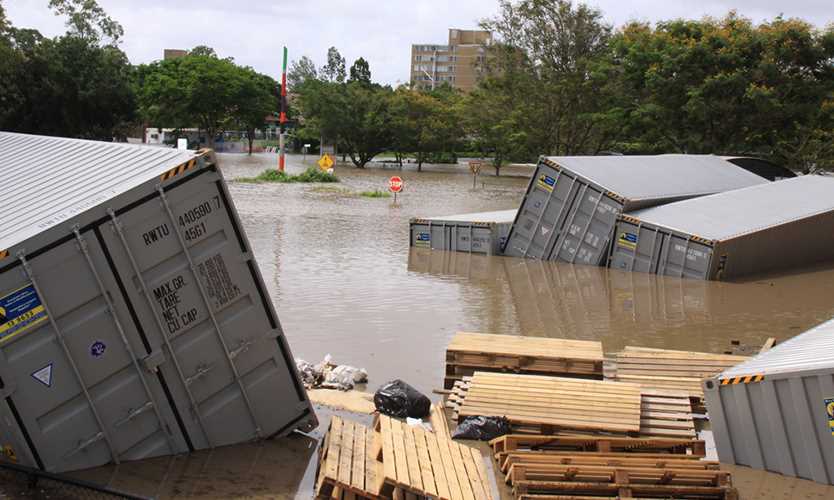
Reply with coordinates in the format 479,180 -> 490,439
389,176 -> 404,203
278,46 -> 288,172
469,160 -> 483,189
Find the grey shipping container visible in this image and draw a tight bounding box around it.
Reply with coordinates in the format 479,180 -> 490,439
0,132 -> 316,473
610,175 -> 834,280
704,317 -> 834,484
409,209 -> 517,255
503,155 -> 768,265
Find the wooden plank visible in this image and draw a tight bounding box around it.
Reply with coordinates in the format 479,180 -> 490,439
379,416 -> 397,490
365,426 -> 381,494
430,402 -> 451,441
460,442 -> 490,500
326,417 -> 344,482
436,430 -> 464,500
401,424 -> 423,492
351,424 -> 366,492
446,439 -> 476,500
389,415 -> 411,487
338,419 -> 355,486
424,428 -> 452,500
760,337 -> 776,353
412,428 -> 437,497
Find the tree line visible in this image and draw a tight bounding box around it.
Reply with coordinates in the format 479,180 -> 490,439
2,0 -> 833,172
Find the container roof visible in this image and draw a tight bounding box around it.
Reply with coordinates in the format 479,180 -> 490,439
417,209 -> 518,223
720,317 -> 834,378
0,132 -> 198,253
626,175 -> 834,242
544,154 -> 767,202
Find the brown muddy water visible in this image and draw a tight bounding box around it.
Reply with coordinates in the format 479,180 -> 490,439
62,153 -> 834,499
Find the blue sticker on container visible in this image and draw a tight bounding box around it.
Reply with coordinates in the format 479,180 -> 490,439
537,174 -> 556,192
415,232 -> 430,247
0,284 -> 49,345
90,340 -> 107,358
617,232 -> 638,250
826,398 -> 834,436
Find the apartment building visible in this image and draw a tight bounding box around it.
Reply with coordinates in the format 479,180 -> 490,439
410,29 -> 492,92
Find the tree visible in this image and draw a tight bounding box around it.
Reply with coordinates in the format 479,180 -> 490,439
389,87 -> 462,170
322,46 -> 346,83
288,55 -> 318,90
348,57 -> 371,85
138,52 -> 242,147
47,0 -> 123,45
234,68 -> 278,155
190,45 -> 217,58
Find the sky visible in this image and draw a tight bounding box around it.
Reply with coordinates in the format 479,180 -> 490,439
4,0 -> 833,86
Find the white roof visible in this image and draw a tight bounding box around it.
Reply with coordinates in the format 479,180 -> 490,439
721,317 -> 834,378
0,132 -> 197,252
544,155 -> 767,202
417,209 -> 517,224
625,175 -> 834,241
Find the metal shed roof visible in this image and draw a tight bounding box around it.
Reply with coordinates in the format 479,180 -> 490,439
418,209 -> 518,223
625,175 -> 834,242
0,132 -> 197,252
720,317 -> 834,378
543,154 -> 768,202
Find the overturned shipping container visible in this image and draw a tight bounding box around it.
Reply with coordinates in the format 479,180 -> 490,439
409,209 -> 517,255
0,132 -> 316,473
504,155 -> 768,265
704,317 -> 834,485
610,175 -> 834,280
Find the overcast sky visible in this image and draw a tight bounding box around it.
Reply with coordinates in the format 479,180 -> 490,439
5,1 -> 833,85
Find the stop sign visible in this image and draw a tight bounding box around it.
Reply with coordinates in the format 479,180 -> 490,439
389,176 -> 404,193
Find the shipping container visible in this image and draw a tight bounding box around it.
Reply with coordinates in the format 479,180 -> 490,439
503,155 -> 768,265
409,209 -> 517,255
0,132 -> 316,473
609,175 -> 834,280
704,317 -> 834,484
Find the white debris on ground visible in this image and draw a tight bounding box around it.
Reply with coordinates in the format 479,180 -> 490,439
296,355 -> 368,391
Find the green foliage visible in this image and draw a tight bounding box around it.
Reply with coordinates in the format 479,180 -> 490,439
48,0 -> 124,44
322,46 -> 346,83
349,57 -> 372,85
359,189 -> 391,198
238,167 -> 339,183
388,87 -> 463,170
288,56 -> 318,91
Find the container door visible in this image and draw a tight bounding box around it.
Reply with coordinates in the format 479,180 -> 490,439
504,164 -> 581,259
99,170 -> 314,451
0,234 -> 188,473
454,226 -> 494,255
429,224 -> 449,251
656,234 -> 713,279
550,188 -> 622,265
610,222 -> 664,273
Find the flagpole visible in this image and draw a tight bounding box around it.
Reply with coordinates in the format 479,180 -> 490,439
279,46 -> 288,172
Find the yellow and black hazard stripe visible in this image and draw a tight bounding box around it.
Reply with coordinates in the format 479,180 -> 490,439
720,374 -> 765,385
0,249 -> 8,261
159,158 -> 198,182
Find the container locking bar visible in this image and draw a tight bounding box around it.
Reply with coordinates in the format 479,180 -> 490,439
73,227 -> 177,452
107,209 -> 214,448
18,254 -> 120,465
570,188 -> 604,264
64,431 -> 106,459
553,183 -> 589,261
156,187 -> 263,439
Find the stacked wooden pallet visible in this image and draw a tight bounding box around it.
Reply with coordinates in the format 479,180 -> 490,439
315,415 -> 493,500
456,372 -> 642,434
444,332 -> 603,389
490,435 -> 737,499
607,347 -> 749,413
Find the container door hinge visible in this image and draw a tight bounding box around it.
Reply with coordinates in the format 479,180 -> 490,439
142,350 -> 166,373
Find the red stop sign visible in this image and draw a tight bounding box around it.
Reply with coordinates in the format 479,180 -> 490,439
389,176 -> 404,193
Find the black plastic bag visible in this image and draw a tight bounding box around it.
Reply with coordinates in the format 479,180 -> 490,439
451,416 -> 511,441
373,379 -> 431,418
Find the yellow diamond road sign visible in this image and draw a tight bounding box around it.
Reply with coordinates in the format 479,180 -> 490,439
318,153 -> 334,170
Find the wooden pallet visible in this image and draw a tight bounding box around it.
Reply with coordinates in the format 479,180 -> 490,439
607,347 -> 748,411
316,416 -> 383,499
375,414 -> 493,500
455,372 -> 642,434
445,333 -> 603,389
430,401 -> 452,441
490,435 -> 706,458
500,452 -> 718,475
638,389 -> 695,439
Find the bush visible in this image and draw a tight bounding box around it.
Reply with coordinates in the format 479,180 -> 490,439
238,167 -> 339,183
359,189 -> 391,198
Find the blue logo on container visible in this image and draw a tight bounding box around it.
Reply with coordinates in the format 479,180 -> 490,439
617,232 -> 638,249
415,232 -> 430,247
90,340 -> 106,358
537,175 -> 556,192
417,233 -> 430,242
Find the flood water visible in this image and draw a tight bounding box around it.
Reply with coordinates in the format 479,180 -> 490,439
65,153 -> 834,499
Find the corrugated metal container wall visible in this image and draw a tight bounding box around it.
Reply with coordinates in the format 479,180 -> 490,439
0,132 -> 316,473
610,175 -> 834,280
704,317 -> 834,484
409,209 -> 517,255
503,156 -> 768,265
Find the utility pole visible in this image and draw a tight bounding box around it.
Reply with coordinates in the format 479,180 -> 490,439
278,46 -> 288,172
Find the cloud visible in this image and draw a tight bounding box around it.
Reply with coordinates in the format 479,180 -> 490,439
4,0 -> 832,86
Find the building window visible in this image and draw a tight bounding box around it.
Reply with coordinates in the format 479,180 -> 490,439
437,55 -> 449,62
